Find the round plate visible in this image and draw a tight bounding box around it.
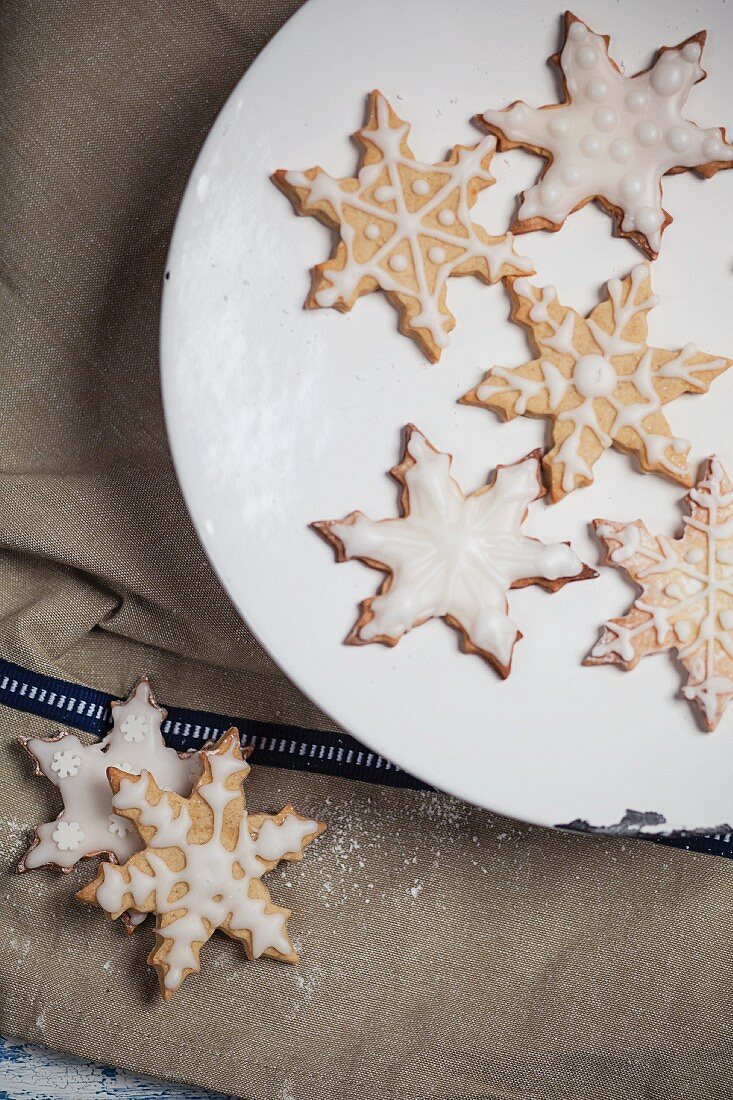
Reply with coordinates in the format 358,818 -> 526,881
161,0 -> 733,831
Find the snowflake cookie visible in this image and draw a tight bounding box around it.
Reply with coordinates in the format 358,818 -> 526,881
19,677 -> 200,872
313,426 -> 595,677
479,12 -> 733,258
273,89 -> 532,361
462,264 -> 730,502
586,458 -> 733,732
77,728 -> 325,999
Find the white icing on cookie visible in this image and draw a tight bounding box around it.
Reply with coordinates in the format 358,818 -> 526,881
281,91 -> 531,357
471,264 -> 729,497
21,678 -> 201,871
482,17 -> 733,255
90,733 -> 322,994
317,428 -> 591,674
589,458 -> 733,730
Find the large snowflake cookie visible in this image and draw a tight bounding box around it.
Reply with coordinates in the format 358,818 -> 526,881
479,12 -> 733,258
273,89 -> 532,361
313,426 -> 595,677
462,263 -> 730,502
77,729 -> 325,999
19,677 -> 200,872
587,458 -> 733,732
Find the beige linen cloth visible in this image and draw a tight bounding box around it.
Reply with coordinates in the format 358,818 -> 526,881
2,4 -> 733,1098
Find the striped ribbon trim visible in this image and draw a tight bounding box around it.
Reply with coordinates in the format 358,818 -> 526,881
0,659 -> 426,790
2,658 -> 731,859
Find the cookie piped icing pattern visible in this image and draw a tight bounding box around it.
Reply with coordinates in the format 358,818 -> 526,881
20,677 -> 200,871
314,427 -> 594,677
587,458 -> 733,732
274,90 -> 532,360
462,263 -> 730,501
481,14 -> 733,257
78,730 -> 324,998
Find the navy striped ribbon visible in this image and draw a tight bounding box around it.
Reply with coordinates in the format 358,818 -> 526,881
0,659 -> 426,790
1,658 -> 730,858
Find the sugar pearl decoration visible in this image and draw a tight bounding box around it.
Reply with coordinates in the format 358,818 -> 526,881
438,209 -> 455,226
365,224 -> 380,240
702,135 -> 731,161
620,173 -> 644,200
389,254 -> 407,272
580,135 -> 602,158
586,79 -> 609,103
666,126 -> 691,153
651,57 -> 685,96
576,45 -> 599,69
625,90 -> 648,114
635,121 -> 661,147
594,107 -> 618,132
609,139 -> 633,163
540,182 -> 561,206
634,206 -> 662,235
428,246 -> 446,264
412,179 -> 430,196
548,115 -> 570,138
562,164 -> 583,186
374,186 -> 395,203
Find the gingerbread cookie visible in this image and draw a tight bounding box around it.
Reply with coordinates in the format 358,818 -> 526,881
273,90 -> 532,361
462,264 -> 730,501
77,729 -> 324,998
313,426 -> 595,677
586,458 -> 733,732
479,13 -> 733,258
19,677 -> 200,872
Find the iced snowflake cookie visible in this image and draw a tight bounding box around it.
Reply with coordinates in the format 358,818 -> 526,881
462,264 -> 730,502
587,458 -> 733,732
77,728 -> 325,999
19,677 -> 200,872
273,90 -> 532,361
479,12 -> 733,258
313,426 -> 595,677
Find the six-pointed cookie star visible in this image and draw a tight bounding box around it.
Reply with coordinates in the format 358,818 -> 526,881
462,264 -> 731,502
479,12 -> 733,258
77,728 -> 325,999
313,426 -> 595,678
19,676 -> 200,872
273,89 -> 532,361
586,458 -> 733,732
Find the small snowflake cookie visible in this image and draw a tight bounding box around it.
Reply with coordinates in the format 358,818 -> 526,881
479,12 -> 733,258
77,728 -> 325,999
19,676 -> 200,872
586,458 -> 733,731
462,264 -> 730,501
273,89 -> 532,361
313,426 -> 595,677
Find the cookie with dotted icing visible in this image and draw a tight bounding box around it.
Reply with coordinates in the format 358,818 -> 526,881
586,458 -> 733,732
273,90 -> 532,361
19,676 -> 200,873
462,264 -> 730,501
313,426 -> 595,677
77,729 -> 325,999
479,12 -> 733,258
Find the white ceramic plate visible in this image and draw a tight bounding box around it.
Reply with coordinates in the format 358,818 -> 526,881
161,0 -> 733,831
